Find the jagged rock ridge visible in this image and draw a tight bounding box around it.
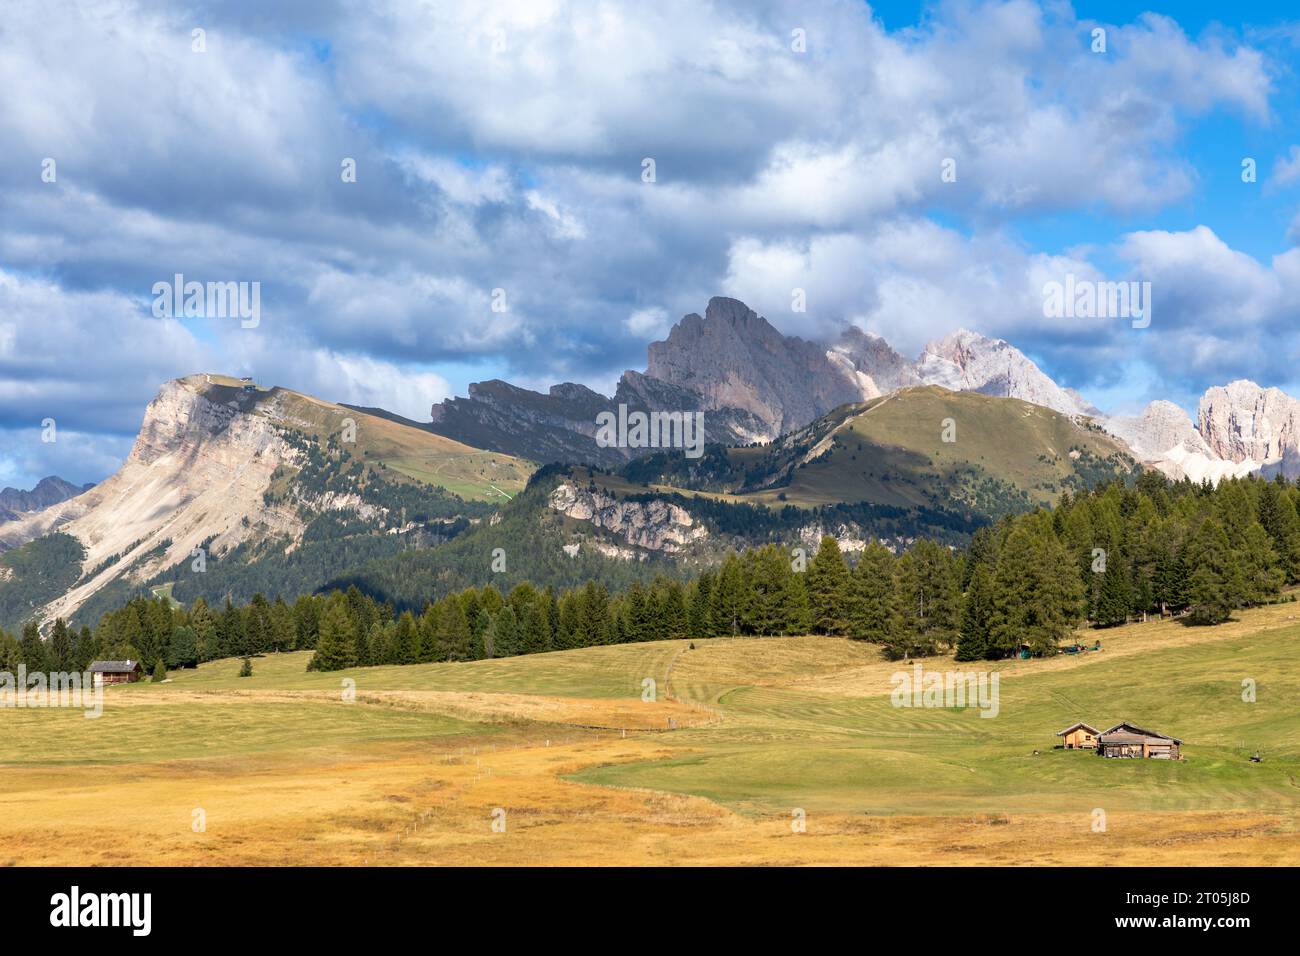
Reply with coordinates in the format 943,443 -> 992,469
428,295 -> 1300,483
428,297 -> 1103,463
0,476 -> 93,522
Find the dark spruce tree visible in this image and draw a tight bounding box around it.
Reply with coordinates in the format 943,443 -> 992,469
806,535 -> 851,635
956,562 -> 994,661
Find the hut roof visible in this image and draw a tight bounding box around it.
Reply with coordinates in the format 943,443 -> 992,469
89,660 -> 140,673
1056,722 -> 1100,736
1099,722 -> 1182,745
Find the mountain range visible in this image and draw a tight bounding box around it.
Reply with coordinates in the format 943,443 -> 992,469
427,295 -> 1299,484
3,295 -> 1298,630
0,476 -> 92,522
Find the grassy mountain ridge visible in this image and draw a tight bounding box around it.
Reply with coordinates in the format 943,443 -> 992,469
617,386 -> 1138,518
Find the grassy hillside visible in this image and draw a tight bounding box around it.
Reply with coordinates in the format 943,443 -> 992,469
139,641 -> 681,698
606,387 -> 1137,520
738,386 -> 1137,514
197,375 -> 534,504
267,385 -> 536,503
5,599 -> 1299,865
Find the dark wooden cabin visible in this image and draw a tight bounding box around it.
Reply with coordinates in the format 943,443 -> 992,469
89,660 -> 142,686
1096,722 -> 1182,759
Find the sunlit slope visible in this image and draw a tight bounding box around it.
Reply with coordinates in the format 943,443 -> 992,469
266,385 -> 536,501
577,605 -> 1300,816
741,386 -> 1135,512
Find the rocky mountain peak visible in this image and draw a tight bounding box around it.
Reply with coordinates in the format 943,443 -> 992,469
1197,379 -> 1300,465
704,295 -> 767,330
548,382 -> 606,403
827,325 -> 919,399
1106,400 -> 1209,461
915,328 -> 1095,418
919,327 -> 987,364
424,294 -> 1300,484
0,476 -> 93,523
645,299 -> 860,438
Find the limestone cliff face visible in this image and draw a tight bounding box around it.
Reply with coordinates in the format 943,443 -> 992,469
548,481 -> 913,560
548,482 -> 708,553
1104,399 -> 1252,483
2,376 -> 305,623
1107,400 -> 1208,461
826,327 -> 919,400
645,297 -> 862,438
1098,382 -> 1300,482
915,329 -> 1096,418
1198,380 -> 1300,466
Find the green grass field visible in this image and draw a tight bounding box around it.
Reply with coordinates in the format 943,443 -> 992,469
223,378 -> 537,502
5,601 -> 1300,864
101,607 -> 1300,816
146,641 -> 682,698
0,700 -> 487,766
578,624 -> 1300,815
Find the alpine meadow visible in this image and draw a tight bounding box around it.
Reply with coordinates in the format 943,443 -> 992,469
2,0 -> 1298,937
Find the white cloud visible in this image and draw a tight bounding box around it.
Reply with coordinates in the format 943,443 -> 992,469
0,269 -> 208,433
723,218 -> 1300,404
0,427 -> 130,490
1276,146 -> 1300,188
524,191 -> 587,239
625,307 -> 670,338
0,0 -> 1288,479
312,353 -> 453,421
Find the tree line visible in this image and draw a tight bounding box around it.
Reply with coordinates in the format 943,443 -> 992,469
5,471 -> 1297,676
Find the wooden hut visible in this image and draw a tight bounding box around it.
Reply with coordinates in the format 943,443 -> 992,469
89,660 -> 142,686
1096,722 -> 1182,759
1056,722 -> 1100,750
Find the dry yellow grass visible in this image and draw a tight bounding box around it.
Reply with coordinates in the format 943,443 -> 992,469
101,687 -> 714,730
4,733 -> 1296,866
5,600 -> 1300,866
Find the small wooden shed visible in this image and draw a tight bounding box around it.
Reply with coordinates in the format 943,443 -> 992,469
1056,722 -> 1100,750
1096,722 -> 1182,759
89,660 -> 142,686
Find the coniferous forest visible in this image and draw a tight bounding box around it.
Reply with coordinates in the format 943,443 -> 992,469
4,471 -> 1297,676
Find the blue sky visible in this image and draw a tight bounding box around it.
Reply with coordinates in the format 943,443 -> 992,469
3,0 -> 1300,489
